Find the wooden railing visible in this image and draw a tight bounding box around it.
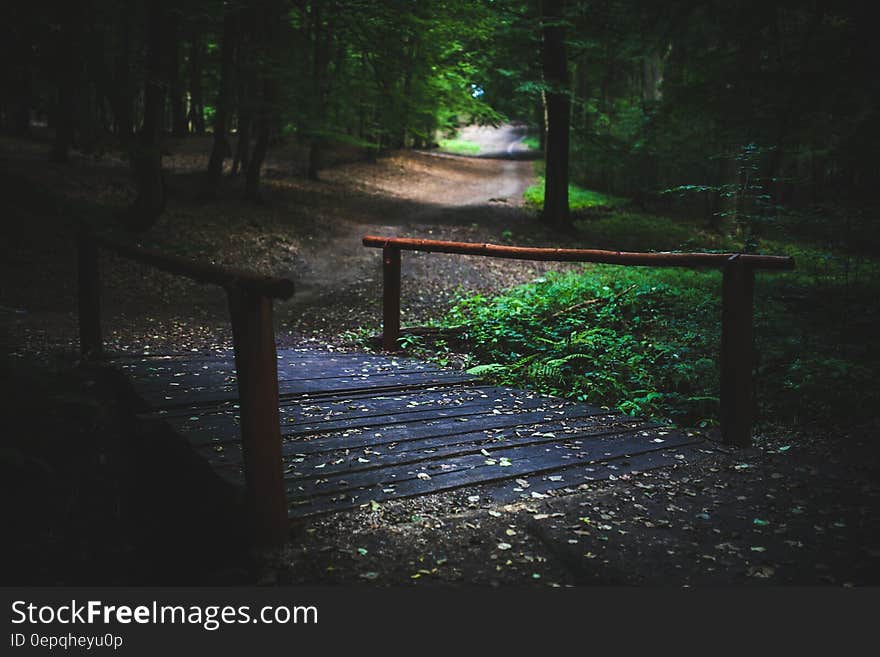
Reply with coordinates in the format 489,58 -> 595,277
362,235 -> 796,447
77,227 -> 294,547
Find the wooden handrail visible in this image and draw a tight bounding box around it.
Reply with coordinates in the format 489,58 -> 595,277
94,234 -> 295,299
363,234 -> 796,448
76,228 -> 291,547
362,235 -> 795,270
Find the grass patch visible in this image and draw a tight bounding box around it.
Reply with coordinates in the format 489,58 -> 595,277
522,135 -> 541,151
524,175 -> 627,211
437,138 -> 481,155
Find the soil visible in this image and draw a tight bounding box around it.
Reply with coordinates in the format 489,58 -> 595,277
0,127 -> 877,587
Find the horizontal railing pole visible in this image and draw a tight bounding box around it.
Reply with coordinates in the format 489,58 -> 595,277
363,235 -> 795,270
94,235 -> 295,299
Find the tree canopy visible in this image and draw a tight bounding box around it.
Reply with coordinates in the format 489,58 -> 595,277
1,0 -> 875,234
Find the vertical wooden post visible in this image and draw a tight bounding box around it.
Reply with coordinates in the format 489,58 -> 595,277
227,286 -> 287,547
382,246 -> 401,351
77,229 -> 102,358
720,257 -> 756,447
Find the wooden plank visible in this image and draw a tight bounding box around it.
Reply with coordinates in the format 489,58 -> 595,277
119,349 -> 442,376
143,383 -> 513,421
477,445 -> 701,506
133,370 -> 477,409
280,405 -> 616,455
283,422 -> 658,492
285,431 -> 702,516
119,352 -> 440,380
113,347 -> 432,367
122,360 -> 445,394
287,434 -> 696,507
163,393 -> 573,444
172,397 -> 607,450
197,414 -> 651,478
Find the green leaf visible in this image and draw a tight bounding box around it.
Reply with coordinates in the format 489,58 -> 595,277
466,363 -> 508,376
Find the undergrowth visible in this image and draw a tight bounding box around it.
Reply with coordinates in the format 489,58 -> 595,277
429,201 -> 880,430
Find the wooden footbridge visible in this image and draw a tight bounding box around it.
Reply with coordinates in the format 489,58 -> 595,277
76,229 -> 794,546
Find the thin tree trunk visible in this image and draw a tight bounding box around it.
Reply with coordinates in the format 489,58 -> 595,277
127,0 -> 167,231
540,0 -> 571,231
168,12 -> 187,137
188,31 -> 206,134
244,2 -> 280,201
113,7 -> 134,146
50,82 -> 75,162
231,114 -> 251,177
49,8 -> 78,163
244,96 -> 270,200
307,4 -> 330,181
10,38 -> 32,137
398,39 -> 416,150
206,11 -> 237,196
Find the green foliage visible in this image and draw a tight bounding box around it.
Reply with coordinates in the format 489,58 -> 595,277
662,143 -> 783,252
521,136 -> 541,151
524,176 -> 627,211
446,266 -> 721,424
437,138 -> 481,155
439,202 -> 880,430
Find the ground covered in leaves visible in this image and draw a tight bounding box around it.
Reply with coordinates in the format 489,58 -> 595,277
1,132 -> 877,586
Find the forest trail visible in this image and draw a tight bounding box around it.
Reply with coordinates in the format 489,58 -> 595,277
281,123 -> 541,330
1,124 -> 560,355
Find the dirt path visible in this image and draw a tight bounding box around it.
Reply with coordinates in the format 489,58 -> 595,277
1,126 -> 558,356
276,124 -> 559,340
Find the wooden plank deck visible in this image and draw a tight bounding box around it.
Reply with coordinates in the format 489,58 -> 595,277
114,348 -> 704,518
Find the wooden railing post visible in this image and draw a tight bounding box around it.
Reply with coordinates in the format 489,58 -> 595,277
76,228 -> 102,358
720,257 -> 756,447
227,286 -> 287,547
382,246 -> 401,351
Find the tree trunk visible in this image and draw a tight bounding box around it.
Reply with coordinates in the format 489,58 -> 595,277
112,7 -> 134,146
127,0 -> 167,231
307,4 -> 330,181
50,83 -> 75,163
49,8 -> 78,163
641,53 -> 662,104
575,55 -> 590,129
540,0 -> 571,231
244,2 -> 280,201
231,113 -> 251,177
206,11 -> 237,196
244,98 -> 270,200
168,12 -> 187,137
188,31 -> 206,134
10,38 -> 32,137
